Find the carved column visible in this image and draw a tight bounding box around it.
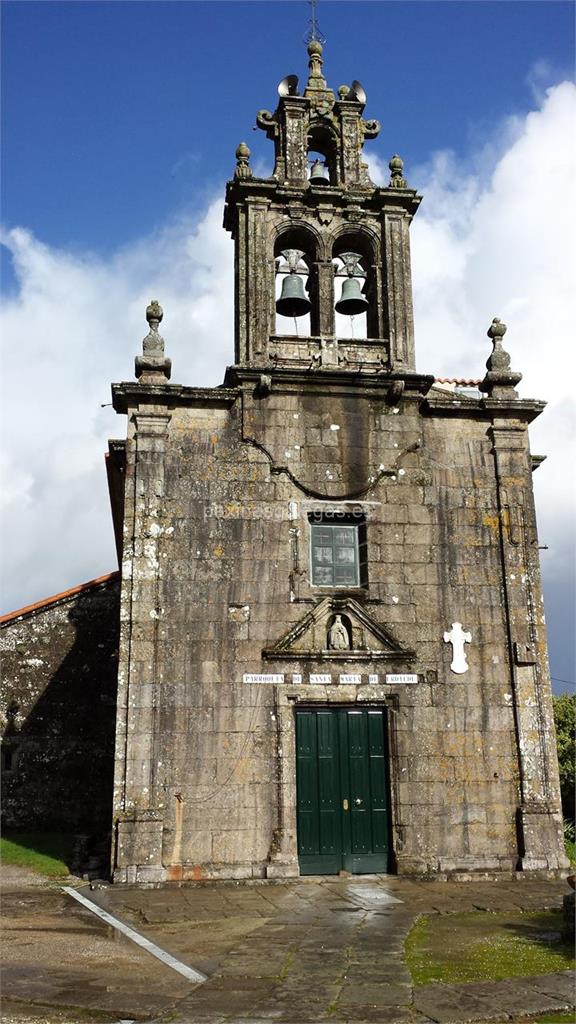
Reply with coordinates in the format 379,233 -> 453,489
281,98 -> 309,185
234,200 -> 248,364
367,257 -> 386,344
335,103 -> 363,185
246,199 -> 271,360
383,212 -> 416,371
316,259 -> 335,338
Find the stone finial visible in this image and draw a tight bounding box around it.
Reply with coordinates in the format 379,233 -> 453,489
146,300 -> 163,327
480,317 -> 522,399
234,141 -> 253,180
135,300 -> 172,383
338,84 -> 350,100
389,154 -> 407,188
307,38 -> 327,89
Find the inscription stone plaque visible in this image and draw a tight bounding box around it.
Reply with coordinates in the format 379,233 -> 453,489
243,673 -> 285,684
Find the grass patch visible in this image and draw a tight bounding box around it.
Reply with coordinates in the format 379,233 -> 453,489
0,832 -> 74,877
405,909 -> 575,986
565,838 -> 576,865
532,1015 -> 576,1024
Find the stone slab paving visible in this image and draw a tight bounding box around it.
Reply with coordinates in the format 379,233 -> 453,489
414,976 -> 575,1022
2,868 -> 575,1024
524,970 -> 576,1002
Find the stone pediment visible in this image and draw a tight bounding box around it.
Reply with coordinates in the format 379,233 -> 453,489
262,596 -> 415,662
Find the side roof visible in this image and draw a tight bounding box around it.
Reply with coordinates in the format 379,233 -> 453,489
0,571 -> 120,627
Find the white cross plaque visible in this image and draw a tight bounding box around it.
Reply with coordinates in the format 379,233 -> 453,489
443,622 -> 472,674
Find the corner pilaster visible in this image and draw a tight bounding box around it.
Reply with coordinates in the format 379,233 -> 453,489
111,303 -> 177,883
490,421 -> 568,871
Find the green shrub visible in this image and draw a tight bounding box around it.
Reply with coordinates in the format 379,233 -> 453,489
552,694 -> 575,824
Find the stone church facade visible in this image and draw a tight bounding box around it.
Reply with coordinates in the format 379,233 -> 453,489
109,43 -> 566,882
1,42 -> 567,882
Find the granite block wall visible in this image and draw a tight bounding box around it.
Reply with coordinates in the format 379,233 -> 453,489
111,378 -> 566,881
0,576 -> 120,835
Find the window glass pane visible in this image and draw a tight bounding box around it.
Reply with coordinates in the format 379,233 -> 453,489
314,546 -> 334,565
335,546 -> 355,563
313,565 -> 334,585
335,565 -> 358,585
334,527 -> 355,546
315,529 -> 333,546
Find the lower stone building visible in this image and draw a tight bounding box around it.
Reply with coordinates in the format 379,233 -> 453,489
1,39 -> 568,882
0,574 -> 119,841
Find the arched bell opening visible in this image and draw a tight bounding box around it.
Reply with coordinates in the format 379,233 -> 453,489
274,230 -> 319,337
332,235 -> 380,340
307,125 -> 338,185
275,250 -> 312,337
333,253 -> 368,340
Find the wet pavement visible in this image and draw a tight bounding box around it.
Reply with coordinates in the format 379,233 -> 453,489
1,866 -> 575,1024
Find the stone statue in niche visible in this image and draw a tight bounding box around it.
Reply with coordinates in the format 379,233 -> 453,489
328,614 -> 351,650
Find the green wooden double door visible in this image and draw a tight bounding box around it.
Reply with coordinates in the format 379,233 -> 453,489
296,707 -> 391,875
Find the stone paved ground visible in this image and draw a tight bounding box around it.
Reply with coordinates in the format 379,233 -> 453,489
2,866 -> 575,1024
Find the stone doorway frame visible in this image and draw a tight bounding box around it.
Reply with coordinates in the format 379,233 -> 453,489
266,684 -> 400,878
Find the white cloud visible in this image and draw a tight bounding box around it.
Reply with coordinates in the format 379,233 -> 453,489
1,202 -> 233,610
408,82 -> 576,593
406,81 -> 576,683
1,82 -> 575,685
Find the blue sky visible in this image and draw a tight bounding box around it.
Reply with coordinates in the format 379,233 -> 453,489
1,1 -> 575,694
2,0 -> 574,266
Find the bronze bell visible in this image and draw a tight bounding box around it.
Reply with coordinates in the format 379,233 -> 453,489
335,277 -> 369,316
276,274 -> 312,318
309,158 -> 329,185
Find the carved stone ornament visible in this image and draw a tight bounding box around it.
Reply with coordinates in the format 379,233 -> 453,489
389,154 -> 407,189
328,614 -> 351,650
480,317 -> 522,399
234,141 -> 253,180
262,596 -> 416,662
278,249 -> 308,274
315,207 -> 334,226
306,39 -> 328,90
362,119 -> 381,141
287,203 -> 305,221
256,109 -> 277,134
135,299 -> 172,383
337,251 -> 364,279
343,207 -> 362,223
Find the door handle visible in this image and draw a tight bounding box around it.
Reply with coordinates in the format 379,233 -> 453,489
342,799 -> 349,811
355,798 -> 363,806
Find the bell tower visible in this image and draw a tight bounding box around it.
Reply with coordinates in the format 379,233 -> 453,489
223,41 -> 421,374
